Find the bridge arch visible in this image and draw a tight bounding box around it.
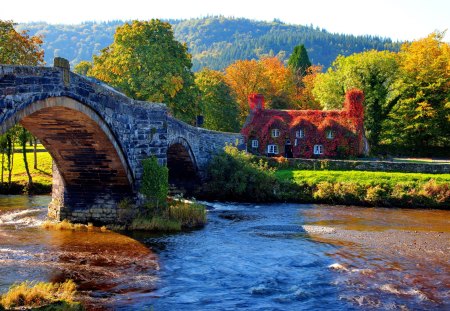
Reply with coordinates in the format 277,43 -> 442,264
1,96 -> 134,222
167,137 -> 199,191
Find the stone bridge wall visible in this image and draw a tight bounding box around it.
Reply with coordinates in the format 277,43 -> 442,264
0,62 -> 245,224
167,117 -> 245,178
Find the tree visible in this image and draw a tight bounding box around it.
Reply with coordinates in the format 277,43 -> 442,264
294,65 -> 323,109
89,20 -> 199,123
73,60 -> 92,75
0,20 -> 44,65
195,68 -> 240,132
224,59 -> 267,123
0,20 -> 44,189
313,50 -> 400,151
288,44 -> 311,77
224,57 -> 297,123
386,32 -> 450,153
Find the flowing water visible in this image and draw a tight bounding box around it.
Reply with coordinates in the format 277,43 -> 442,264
0,195 -> 448,310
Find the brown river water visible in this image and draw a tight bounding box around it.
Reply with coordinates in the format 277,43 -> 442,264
0,195 -> 449,310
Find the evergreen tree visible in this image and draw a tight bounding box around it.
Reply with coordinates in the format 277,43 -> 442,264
288,44 -> 311,77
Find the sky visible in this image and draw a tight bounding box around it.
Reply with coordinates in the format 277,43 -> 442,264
1,0 -> 449,41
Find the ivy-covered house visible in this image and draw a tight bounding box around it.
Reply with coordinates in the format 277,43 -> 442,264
241,89 -> 367,158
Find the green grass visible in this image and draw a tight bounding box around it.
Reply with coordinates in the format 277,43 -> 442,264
0,145 -> 52,191
275,169 -> 450,187
0,280 -> 83,310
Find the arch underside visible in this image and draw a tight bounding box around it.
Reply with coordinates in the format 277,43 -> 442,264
167,139 -> 199,194
19,99 -> 133,208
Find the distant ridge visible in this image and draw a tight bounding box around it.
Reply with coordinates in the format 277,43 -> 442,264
17,16 -> 401,71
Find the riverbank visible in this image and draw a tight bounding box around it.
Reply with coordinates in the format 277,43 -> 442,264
202,146 -> 450,209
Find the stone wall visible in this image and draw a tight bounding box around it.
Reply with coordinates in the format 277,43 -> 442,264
268,158 -> 450,174
167,117 -> 245,178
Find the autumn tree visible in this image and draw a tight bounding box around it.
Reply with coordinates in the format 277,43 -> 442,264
73,60 -> 92,75
195,68 -> 240,132
313,50 -> 400,151
294,65 -> 323,110
224,57 -> 297,123
0,20 -> 44,189
386,32 -> 450,153
89,20 -> 199,123
0,20 -> 44,65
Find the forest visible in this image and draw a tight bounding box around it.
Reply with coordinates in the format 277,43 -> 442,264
16,16 -> 401,70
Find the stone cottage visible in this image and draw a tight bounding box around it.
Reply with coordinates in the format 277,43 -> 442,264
241,89 -> 367,158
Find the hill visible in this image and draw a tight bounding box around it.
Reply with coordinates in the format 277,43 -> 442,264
17,17 -> 401,71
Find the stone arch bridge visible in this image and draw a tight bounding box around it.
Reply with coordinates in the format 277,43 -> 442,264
0,59 -> 243,223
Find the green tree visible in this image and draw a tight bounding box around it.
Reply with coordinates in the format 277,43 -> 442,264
73,60 -> 92,75
313,50 -> 400,151
195,68 -> 240,132
386,32 -> 450,153
89,20 -> 199,123
288,44 -> 311,77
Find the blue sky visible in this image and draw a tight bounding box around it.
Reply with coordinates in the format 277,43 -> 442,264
2,0 -> 448,41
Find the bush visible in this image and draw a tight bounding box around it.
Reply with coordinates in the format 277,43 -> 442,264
205,145 -> 278,202
141,156 -> 169,210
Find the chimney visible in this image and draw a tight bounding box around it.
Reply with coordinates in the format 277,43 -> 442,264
248,93 -> 265,112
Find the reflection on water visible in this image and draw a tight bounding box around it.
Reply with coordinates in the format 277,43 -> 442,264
0,196 -> 449,310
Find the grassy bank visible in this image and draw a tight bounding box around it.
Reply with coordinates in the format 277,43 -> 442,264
203,146 -> 450,208
0,280 -> 83,310
0,145 -> 52,194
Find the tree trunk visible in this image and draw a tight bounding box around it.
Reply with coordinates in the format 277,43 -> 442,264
21,128 -> 33,191
7,135 -> 13,187
1,152 -> 4,184
33,137 -> 38,170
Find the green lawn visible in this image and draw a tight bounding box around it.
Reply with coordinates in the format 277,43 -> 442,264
1,145 -> 52,187
275,169 -> 450,187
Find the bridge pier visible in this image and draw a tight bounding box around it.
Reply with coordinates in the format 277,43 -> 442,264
48,163 -> 136,224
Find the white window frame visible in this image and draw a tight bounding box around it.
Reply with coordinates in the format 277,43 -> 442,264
295,129 -> 305,138
271,129 -> 280,138
267,144 -> 279,154
313,144 -> 324,155
326,130 -> 334,139
251,139 -> 259,148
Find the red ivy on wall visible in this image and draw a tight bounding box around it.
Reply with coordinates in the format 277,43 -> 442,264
242,89 -> 365,158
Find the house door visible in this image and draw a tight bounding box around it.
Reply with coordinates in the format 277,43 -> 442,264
285,140 -> 293,158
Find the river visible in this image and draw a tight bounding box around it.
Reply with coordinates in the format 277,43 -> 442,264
0,195 -> 448,310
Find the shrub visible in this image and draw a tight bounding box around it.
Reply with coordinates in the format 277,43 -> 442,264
141,156 -> 169,210
420,179 -> 450,205
169,200 -> 207,229
365,185 -> 389,205
130,216 -> 181,232
205,145 -> 278,202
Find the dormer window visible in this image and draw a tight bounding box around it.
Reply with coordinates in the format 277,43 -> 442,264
295,129 -> 305,138
271,129 -> 280,138
251,139 -> 259,148
326,130 -> 334,139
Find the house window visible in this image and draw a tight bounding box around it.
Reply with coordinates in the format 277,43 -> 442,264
295,129 -> 305,138
267,144 -> 279,154
326,130 -> 334,139
313,144 -> 324,155
251,139 -> 259,148
271,129 -> 280,138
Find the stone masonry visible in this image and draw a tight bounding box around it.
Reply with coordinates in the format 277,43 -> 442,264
0,60 -> 244,224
